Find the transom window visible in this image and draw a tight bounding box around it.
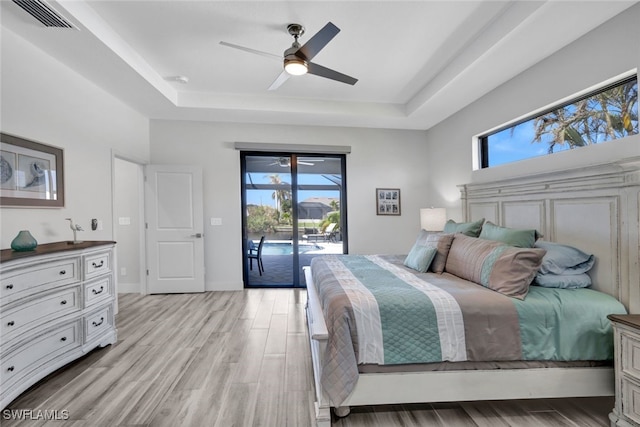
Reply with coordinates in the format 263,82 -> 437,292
479,75 -> 638,168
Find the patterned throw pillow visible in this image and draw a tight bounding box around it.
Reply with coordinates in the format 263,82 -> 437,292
413,231 -> 455,274
445,234 -> 546,299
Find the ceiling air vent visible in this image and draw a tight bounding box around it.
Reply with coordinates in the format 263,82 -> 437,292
12,0 -> 76,28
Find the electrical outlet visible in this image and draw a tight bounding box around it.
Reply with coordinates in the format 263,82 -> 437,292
120,267 -> 127,276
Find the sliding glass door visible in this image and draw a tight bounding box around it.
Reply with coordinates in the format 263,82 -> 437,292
241,153 -> 346,287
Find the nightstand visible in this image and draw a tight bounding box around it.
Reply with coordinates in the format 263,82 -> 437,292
608,314 -> 640,427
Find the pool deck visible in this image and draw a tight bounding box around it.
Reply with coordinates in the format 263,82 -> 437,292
246,240 -> 343,286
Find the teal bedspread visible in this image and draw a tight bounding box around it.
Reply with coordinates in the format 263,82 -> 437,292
514,286 -> 623,360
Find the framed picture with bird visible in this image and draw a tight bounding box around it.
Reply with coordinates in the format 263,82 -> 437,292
0,132 -> 64,207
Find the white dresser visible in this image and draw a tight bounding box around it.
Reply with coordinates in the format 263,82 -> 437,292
0,241 -> 117,409
608,314 -> 640,427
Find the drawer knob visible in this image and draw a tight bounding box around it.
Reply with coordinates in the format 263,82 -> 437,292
7,320 -> 15,327
60,337 -> 67,342
59,270 -> 66,275
60,300 -> 67,305
7,366 -> 14,372
92,286 -> 104,295
6,284 -> 13,290
92,260 -> 104,268
92,317 -> 105,327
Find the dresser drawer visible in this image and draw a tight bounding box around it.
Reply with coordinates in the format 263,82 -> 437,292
621,377 -> 640,425
84,251 -> 112,280
0,242 -> 115,410
84,305 -> 114,344
1,258 -> 80,304
1,319 -> 81,391
1,285 -> 81,343
621,331 -> 640,378
84,276 -> 113,307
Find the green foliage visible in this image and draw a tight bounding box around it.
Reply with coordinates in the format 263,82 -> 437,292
532,79 -> 638,153
320,211 -> 340,231
246,205 -> 278,233
267,173 -> 292,224
280,199 -> 292,224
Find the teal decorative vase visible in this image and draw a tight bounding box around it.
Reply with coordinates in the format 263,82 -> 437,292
11,230 -> 38,252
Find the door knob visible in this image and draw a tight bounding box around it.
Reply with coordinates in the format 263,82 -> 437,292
191,233 -> 203,238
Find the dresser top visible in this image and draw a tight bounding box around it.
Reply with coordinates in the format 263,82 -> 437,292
608,314 -> 640,330
1,241 -> 115,263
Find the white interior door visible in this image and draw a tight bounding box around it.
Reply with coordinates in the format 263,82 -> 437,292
145,165 -> 205,294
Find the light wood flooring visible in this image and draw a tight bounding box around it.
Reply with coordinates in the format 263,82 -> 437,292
3,290 -> 615,426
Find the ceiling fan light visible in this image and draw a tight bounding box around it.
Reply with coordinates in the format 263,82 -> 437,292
284,57 -> 308,76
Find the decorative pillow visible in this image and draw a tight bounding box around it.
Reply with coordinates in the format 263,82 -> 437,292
534,241 -> 595,275
413,230 -> 454,273
445,234 -> 546,299
443,218 -> 484,237
404,245 -> 437,273
534,272 -> 592,289
479,221 -> 540,248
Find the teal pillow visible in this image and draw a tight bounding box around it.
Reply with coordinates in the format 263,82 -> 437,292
443,218 -> 484,237
404,245 -> 437,273
479,221 -> 539,248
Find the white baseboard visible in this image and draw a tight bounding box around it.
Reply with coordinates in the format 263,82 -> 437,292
117,282 -> 142,293
206,281 -> 243,291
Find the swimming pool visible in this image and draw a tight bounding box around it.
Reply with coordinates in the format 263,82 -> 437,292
259,241 -> 322,255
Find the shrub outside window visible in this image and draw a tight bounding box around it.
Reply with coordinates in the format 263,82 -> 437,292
480,76 -> 638,168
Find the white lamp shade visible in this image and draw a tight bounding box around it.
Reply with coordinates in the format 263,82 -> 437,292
420,208 -> 447,231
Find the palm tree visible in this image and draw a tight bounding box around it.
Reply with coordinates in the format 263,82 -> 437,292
532,80 -> 638,153
266,174 -> 291,223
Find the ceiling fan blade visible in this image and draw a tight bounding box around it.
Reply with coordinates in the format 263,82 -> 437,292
296,22 -> 340,61
219,41 -> 281,61
307,62 -> 358,85
268,71 -> 291,90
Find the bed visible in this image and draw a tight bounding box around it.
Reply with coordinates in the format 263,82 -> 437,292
304,158 -> 640,426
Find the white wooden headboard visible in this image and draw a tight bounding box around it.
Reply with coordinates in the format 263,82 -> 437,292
460,157 -> 640,314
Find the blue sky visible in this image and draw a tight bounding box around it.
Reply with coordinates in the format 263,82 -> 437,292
245,172 -> 339,207
488,121 -> 550,167
488,80 -> 638,166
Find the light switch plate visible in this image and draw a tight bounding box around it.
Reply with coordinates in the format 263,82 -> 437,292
210,217 -> 222,226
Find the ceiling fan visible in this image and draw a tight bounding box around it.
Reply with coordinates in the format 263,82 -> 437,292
220,22 -> 358,90
269,157 -> 324,167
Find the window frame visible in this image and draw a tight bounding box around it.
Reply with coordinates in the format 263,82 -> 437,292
478,74 -> 638,169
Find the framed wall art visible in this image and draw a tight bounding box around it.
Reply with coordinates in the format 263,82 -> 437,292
376,188 -> 401,216
0,133 -> 64,207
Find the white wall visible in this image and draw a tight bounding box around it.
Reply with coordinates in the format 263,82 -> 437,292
150,120 -> 428,291
425,4 -> 640,218
0,28 -> 150,248
4,4 -> 636,296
